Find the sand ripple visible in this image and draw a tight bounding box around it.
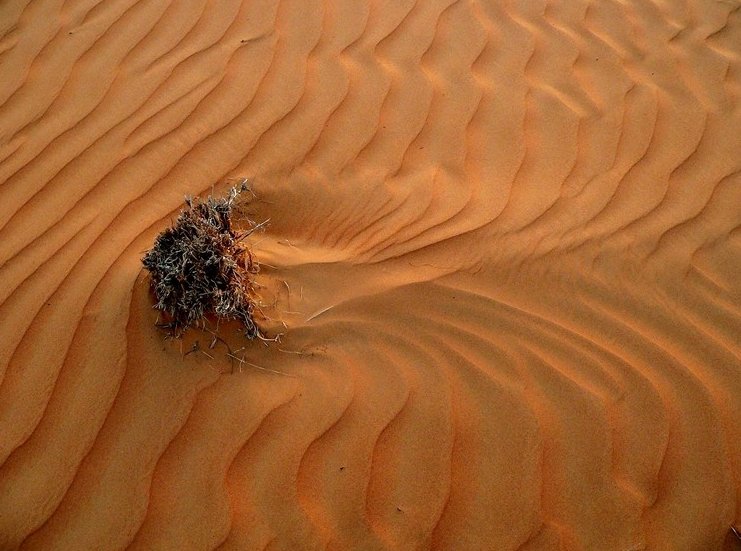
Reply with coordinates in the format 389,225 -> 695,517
0,0 -> 739,549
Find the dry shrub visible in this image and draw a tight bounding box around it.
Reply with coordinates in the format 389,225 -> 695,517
142,183 -> 265,339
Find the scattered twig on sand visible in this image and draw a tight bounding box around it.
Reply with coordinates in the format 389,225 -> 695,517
226,352 -> 295,377
236,218 -> 270,242
183,340 -> 215,359
283,280 -> 291,310
278,348 -> 311,357
306,304 -> 334,322
184,341 -> 198,357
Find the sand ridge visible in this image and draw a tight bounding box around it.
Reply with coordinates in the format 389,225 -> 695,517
0,0 -> 740,549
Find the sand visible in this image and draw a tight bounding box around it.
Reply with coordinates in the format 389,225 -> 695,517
0,0 -> 739,549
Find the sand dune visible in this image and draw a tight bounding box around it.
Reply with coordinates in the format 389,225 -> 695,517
0,0 -> 739,549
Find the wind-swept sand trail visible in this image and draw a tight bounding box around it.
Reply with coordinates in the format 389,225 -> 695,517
0,0 -> 740,549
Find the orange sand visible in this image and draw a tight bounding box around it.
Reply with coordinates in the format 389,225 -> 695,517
0,0 -> 740,549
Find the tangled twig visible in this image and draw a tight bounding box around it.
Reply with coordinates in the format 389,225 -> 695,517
142,182 -> 266,339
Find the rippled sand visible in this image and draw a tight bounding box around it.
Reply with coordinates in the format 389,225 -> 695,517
0,0 -> 740,549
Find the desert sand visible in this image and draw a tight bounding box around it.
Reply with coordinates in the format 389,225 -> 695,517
0,0 -> 740,549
